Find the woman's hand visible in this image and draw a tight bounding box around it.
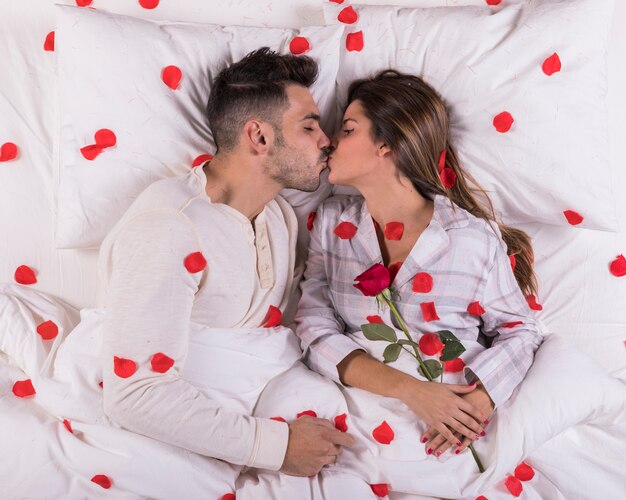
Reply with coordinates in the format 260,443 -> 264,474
420,382 -> 495,457
399,379 -> 486,451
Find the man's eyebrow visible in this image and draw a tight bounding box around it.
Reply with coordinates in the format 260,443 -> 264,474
301,113 -> 321,122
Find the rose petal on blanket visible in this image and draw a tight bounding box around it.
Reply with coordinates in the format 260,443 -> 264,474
467,301 -> 486,316
192,154 -> 213,167
476,496 -> 488,500
525,295 -> 543,311
289,36 -> 310,55
502,321 -> 524,328
542,53 -> 562,76
12,379 -> 36,398
139,0 -> 160,9
372,420 -> 395,444
443,358 -> 465,373
63,419 -> 73,433
370,483 -> 389,497
307,211 -> 316,231
388,262 -> 402,283
384,222 -> 404,240
113,356 -> 137,378
367,315 -> 384,324
346,31 -> 364,52
438,149 -> 446,172
563,209 -> 583,225
44,31 -> 55,51
297,410 -> 318,419
486,0 -> 502,5
440,167 -> 457,189
184,252 -> 207,273
609,254 -> 626,277
412,272 -> 433,293
37,320 -> 59,340
98,380 -> 103,388
338,6 -> 358,24
261,305 -> 282,328
334,413 -> 348,432
94,129 -> 117,148
14,265 -> 37,285
330,0 -> 345,4
91,474 -> 112,489
420,302 -> 440,322
334,221 -> 357,239
419,333 -> 444,356
80,144 -> 103,160
505,476 -> 523,496
161,65 -> 182,90
76,0 -> 92,6
220,494 -> 236,500
151,352 -> 175,373
493,111 -> 514,133
0,142 -> 18,161
509,254 -> 516,271
514,462 -> 535,481
270,416 -> 286,422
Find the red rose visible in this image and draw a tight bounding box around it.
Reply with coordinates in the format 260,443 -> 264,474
354,263 -> 391,297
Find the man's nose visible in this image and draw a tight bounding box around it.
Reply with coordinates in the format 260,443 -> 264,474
319,130 -> 331,150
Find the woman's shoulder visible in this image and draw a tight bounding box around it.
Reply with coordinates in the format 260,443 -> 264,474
318,193 -> 364,216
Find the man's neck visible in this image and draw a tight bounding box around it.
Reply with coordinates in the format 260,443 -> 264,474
202,152 -> 282,221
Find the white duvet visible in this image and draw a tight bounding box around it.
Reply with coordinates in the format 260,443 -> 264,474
0,283 -> 624,500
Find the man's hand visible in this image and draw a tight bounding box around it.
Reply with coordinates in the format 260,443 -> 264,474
279,416 -> 356,477
421,382 -> 495,458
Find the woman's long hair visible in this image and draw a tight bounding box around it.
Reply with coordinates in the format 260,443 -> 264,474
347,70 -> 537,296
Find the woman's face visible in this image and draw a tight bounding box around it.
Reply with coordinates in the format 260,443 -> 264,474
327,100 -> 387,187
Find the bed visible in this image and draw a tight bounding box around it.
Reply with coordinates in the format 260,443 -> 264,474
0,0 -> 624,499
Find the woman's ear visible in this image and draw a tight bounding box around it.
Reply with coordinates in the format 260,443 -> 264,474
377,142 -> 392,158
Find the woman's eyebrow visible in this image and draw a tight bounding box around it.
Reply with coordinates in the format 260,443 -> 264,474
343,118 -> 358,124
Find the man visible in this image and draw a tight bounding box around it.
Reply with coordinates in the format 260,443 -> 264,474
98,48 -> 353,478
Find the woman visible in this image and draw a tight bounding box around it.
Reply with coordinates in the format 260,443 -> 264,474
295,70 -> 543,460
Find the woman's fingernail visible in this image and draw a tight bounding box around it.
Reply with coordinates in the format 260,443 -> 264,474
474,435 -> 480,440
427,448 -> 433,455
483,419 -> 489,425
480,431 -> 486,437
456,441 -> 462,447
455,449 -> 461,454
435,451 -> 441,457
421,437 -> 428,443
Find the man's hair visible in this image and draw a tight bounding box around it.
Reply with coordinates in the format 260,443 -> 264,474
206,47 -> 319,152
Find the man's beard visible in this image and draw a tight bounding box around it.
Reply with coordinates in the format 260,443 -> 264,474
268,142 -> 326,193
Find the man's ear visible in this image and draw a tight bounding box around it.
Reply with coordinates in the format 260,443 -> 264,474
242,119 -> 273,155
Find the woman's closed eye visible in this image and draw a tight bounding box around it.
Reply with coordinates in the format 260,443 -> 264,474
343,129 -> 354,135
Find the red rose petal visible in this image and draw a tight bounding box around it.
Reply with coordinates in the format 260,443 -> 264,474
367,315 -> 384,324
44,31 -> 55,51
91,474 -> 112,489
334,221 -> 357,239
563,210 -> 583,226
184,252 -> 207,273
505,476 -> 523,497
338,6 -> 358,24
0,142 -> 19,162
98,380 -> 103,388
412,272 -> 433,293
486,0 -> 501,5
514,462 -> 535,481
329,0 -> 344,4
509,254 -> 516,272
476,496 -> 489,500
502,321 -> 523,328
346,31 -> 364,52
307,211 -> 316,232
443,358 -> 465,373
542,53 -> 561,76
418,333 -> 444,356
94,129 -> 117,148
192,153 -> 213,167
14,265 -> 37,285
384,222 -> 404,241
525,295 -> 543,311
493,111 -> 514,133
289,36 -> 310,55
113,356 -> 137,378
420,302 -> 440,322
388,262 -> 402,283
609,254 -> 626,277
370,483 -> 389,497
334,413 -> 348,432
261,305 -> 282,328
440,167 -> 457,189
161,65 -> 182,90
12,379 -> 36,398
139,0 -> 160,9
467,301 -> 486,316
63,419 -> 73,433
37,320 -> 59,340
270,416 -> 286,422
151,352 -> 174,373
372,420 -> 394,444
80,144 -> 104,161
438,150 -> 446,172
76,0 -> 92,6
297,410 -> 317,419
220,494 -> 236,500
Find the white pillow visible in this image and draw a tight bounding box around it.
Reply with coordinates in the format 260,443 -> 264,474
324,0 -> 617,231
54,5 -> 343,249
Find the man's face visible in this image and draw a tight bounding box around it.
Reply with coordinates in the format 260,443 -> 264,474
266,84 -> 330,192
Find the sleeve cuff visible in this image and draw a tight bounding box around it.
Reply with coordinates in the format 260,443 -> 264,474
463,364 -> 505,409
246,417 -> 290,471
306,333 -> 365,384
